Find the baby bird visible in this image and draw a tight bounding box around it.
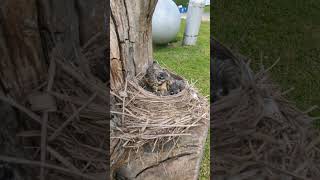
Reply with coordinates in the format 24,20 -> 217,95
167,80 -> 185,95
144,61 -> 170,95
211,38 -> 241,102
158,80 -> 169,96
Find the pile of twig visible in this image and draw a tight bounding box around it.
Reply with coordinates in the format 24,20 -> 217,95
0,42 -> 108,180
212,46 -> 320,179
110,76 -> 209,174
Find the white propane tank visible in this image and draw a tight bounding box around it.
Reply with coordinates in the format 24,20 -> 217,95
183,0 -> 206,45
152,0 -> 181,44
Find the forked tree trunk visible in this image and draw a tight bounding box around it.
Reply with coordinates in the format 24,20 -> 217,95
110,0 -> 157,90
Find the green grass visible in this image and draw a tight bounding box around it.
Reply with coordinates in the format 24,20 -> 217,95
213,0 -> 320,127
204,5 -> 210,13
173,0 -> 188,6
154,20 -> 210,179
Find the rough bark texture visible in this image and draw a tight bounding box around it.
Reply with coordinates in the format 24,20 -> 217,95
116,117 -> 209,180
0,0 -> 47,99
110,0 -> 157,90
0,0 -> 107,99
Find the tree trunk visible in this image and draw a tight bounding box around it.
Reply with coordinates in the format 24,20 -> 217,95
0,0 -> 106,98
0,0 -> 47,99
110,0 -> 157,90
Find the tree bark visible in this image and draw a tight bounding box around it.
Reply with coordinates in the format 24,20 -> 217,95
0,0 -> 47,99
110,0 -> 157,90
0,0 -> 107,98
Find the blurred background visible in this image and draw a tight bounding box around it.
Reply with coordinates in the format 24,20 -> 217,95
212,0 -> 320,128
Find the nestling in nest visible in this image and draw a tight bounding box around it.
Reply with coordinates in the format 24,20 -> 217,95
110,61 -> 209,179
141,61 -> 185,96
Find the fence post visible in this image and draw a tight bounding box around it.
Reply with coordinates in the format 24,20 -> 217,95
183,0 -> 206,45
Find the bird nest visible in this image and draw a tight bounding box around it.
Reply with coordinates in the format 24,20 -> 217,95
212,38 -> 320,179
0,42 -> 108,180
110,69 -> 209,174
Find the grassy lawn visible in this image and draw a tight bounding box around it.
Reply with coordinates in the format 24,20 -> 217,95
204,5 -> 210,13
213,0 -> 320,127
154,20 -> 210,179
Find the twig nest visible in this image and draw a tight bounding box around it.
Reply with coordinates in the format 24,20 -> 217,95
111,78 -> 207,147
110,73 -> 209,173
211,38 -> 320,179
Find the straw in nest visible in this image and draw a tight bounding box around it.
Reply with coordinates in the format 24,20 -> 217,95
212,38 -> 320,180
110,73 -> 209,177
0,38 -> 108,180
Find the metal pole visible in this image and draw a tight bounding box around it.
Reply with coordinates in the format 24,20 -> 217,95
183,0 -> 206,45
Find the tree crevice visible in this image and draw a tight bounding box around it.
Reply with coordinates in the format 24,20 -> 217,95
134,152 -> 193,178
110,9 -> 126,82
123,0 -> 137,76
